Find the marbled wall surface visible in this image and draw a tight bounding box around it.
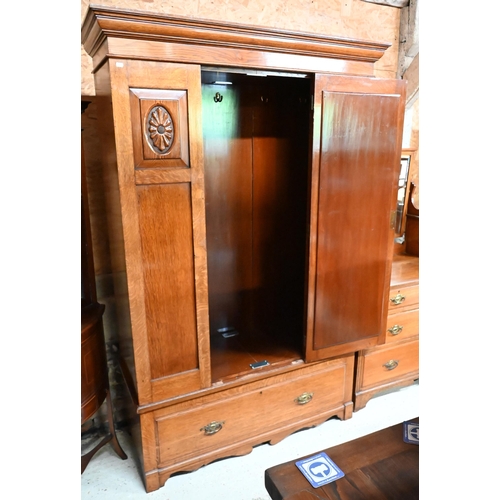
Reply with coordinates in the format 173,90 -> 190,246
81,0 -> 401,95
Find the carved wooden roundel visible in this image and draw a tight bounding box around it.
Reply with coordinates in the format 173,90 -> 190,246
147,105 -> 174,154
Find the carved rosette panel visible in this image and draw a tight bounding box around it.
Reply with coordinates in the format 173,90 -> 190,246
129,89 -> 190,169
147,106 -> 174,155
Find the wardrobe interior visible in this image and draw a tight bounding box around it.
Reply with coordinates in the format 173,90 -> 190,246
201,69 -> 312,383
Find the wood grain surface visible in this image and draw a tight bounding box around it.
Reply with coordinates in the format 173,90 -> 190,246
265,418 -> 419,500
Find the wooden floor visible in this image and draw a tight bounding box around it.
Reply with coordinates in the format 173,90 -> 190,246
265,418 -> 418,500
210,330 -> 302,383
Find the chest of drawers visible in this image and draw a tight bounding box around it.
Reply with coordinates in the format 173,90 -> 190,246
354,255 -> 419,411
137,356 -> 354,491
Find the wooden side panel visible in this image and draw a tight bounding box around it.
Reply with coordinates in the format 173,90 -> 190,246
251,79 -> 310,336
93,61 -> 139,400
107,59 -> 210,405
202,81 -> 254,334
136,184 -> 198,379
307,75 -> 406,361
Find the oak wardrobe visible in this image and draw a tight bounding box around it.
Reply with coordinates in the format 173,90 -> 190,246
82,5 -> 407,492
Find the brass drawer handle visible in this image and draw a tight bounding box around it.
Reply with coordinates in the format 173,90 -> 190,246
295,392 -> 313,405
383,360 -> 399,370
390,293 -> 405,305
388,325 -> 404,336
200,421 -> 225,435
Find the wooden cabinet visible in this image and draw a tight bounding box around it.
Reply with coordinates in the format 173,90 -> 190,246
144,357 -> 354,490
354,254 -> 419,411
82,5 -> 406,492
81,109 -> 127,473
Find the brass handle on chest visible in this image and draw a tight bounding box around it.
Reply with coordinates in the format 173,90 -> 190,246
390,293 -> 405,305
383,360 -> 399,370
295,392 -> 313,405
201,421 -> 225,435
388,325 -> 404,336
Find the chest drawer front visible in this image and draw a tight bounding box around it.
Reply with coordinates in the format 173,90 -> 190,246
153,357 -> 353,468
385,309 -> 419,343
358,339 -> 419,390
388,284 -> 419,311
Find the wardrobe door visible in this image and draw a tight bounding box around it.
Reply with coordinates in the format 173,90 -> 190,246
306,74 -> 406,362
108,59 -> 210,405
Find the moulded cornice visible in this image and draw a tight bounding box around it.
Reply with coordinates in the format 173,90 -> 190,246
81,4 -> 390,63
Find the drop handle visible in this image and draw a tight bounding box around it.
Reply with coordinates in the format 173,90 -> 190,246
383,360 -> 399,370
388,325 -> 404,336
390,293 -> 405,305
200,421 -> 225,435
295,392 -> 313,405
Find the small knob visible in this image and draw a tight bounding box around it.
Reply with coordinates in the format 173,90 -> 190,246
387,325 -> 404,336
383,360 -> 399,371
200,421 -> 224,435
390,293 -> 406,305
295,392 -> 313,405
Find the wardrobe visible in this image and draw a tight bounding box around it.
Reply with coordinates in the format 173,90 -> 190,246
81,5 -> 407,492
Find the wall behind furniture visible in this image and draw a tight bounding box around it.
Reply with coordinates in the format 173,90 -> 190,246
81,0 -> 402,95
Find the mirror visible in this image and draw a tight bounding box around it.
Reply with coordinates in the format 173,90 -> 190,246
394,148 -> 416,240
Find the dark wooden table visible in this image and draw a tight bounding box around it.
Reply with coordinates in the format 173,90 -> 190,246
265,418 -> 418,500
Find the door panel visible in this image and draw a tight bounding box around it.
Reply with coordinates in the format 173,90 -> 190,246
136,183 -> 199,380
306,75 -> 406,361
109,59 -> 210,405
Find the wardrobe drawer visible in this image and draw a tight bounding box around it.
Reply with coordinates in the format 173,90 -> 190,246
388,284 -> 419,311
152,357 -> 353,468
357,339 -> 418,390
385,309 -> 419,343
